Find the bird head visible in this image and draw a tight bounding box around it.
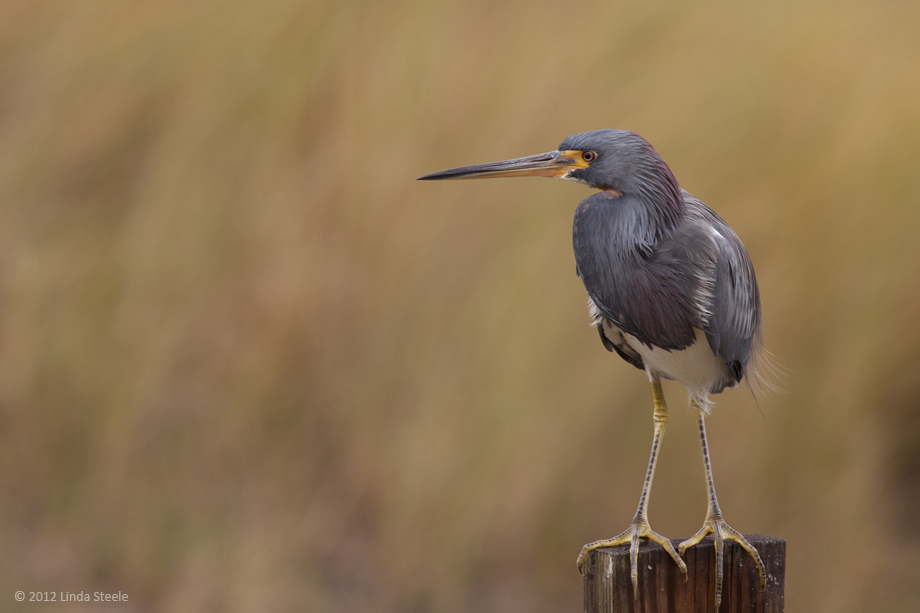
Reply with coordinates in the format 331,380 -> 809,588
418,129 -> 676,196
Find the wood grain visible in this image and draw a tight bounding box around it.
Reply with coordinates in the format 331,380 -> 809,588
583,535 -> 785,613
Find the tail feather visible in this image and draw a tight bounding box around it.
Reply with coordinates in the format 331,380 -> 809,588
745,334 -> 786,399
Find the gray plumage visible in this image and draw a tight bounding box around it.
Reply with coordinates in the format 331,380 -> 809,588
417,129 -> 771,605
566,130 -> 761,395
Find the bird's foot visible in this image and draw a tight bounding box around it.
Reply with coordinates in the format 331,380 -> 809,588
577,519 -> 687,599
679,516 -> 766,611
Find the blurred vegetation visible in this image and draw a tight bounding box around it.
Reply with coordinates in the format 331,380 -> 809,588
1,1 -> 919,611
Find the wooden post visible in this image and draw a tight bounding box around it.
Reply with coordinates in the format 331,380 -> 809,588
583,535 -> 785,613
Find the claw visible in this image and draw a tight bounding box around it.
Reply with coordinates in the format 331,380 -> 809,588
577,379 -> 685,598
577,519 -> 687,598
679,518 -> 766,611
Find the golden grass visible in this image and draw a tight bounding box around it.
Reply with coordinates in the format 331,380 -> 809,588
1,1 -> 920,611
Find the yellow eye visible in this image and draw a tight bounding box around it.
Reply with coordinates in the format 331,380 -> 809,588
582,150 -> 596,162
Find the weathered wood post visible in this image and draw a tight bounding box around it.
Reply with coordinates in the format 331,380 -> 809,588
583,535 -> 785,613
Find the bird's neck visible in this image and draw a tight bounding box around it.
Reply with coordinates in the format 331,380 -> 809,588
622,163 -> 685,249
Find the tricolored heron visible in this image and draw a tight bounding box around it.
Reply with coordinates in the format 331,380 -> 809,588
419,129 -> 767,610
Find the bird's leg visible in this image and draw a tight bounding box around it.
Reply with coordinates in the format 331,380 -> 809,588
577,378 -> 687,597
679,404 -> 766,611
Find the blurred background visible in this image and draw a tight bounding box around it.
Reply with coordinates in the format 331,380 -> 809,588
1,1 -> 919,611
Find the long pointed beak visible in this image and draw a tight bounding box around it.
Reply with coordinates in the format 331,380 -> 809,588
417,150 -> 588,181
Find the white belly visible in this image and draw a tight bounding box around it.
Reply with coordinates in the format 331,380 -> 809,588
603,322 -> 734,406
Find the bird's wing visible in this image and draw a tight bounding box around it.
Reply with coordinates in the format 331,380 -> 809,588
573,192 -> 700,351
682,193 -> 762,382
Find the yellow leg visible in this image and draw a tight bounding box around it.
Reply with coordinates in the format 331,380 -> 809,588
679,404 -> 766,612
577,378 -> 687,598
